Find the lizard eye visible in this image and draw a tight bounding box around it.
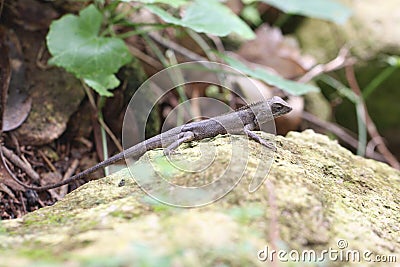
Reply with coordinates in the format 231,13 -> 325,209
271,103 -> 283,112
271,101 -> 292,116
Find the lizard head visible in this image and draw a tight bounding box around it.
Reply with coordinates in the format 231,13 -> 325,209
268,96 -> 292,117
251,96 -> 292,126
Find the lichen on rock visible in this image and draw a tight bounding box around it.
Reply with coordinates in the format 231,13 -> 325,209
0,130 -> 398,266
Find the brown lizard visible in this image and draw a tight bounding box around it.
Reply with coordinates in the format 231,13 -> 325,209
14,96 -> 292,191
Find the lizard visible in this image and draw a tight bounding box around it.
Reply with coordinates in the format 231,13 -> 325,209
15,96 -> 292,192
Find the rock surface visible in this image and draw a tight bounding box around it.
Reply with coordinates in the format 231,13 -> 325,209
0,130 -> 399,266
13,68 -> 84,145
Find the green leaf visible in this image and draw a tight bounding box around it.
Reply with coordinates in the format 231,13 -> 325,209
145,5 -> 183,24
221,55 -> 319,95
260,0 -> 352,24
241,5 -> 262,25
83,74 -> 120,96
120,0 -> 188,8
146,0 -> 255,39
47,4 -> 132,95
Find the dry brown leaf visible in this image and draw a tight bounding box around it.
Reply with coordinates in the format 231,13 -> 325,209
238,24 -> 316,78
3,30 -> 32,131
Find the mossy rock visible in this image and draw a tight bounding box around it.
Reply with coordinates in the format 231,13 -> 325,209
0,130 -> 399,266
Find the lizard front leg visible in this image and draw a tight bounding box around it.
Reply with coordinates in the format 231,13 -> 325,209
243,123 -> 276,152
163,131 -> 195,156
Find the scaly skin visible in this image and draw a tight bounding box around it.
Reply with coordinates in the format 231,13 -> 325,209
16,96 -> 292,192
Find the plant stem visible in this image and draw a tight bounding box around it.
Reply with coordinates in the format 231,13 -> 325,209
116,25 -> 167,39
362,66 -> 396,99
165,50 -> 191,126
319,75 -> 367,156
142,33 -> 169,66
97,96 -> 109,176
82,81 -> 123,151
186,29 -> 216,61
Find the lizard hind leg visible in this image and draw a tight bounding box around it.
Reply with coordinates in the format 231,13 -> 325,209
163,131 -> 195,156
243,124 -> 276,152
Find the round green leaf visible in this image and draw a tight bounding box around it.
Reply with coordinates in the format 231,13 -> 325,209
47,4 -> 132,78
84,74 -> 120,97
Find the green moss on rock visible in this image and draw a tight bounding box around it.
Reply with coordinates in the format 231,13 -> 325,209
0,130 -> 398,266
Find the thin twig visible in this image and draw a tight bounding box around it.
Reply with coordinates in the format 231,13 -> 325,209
35,43 -> 51,70
148,32 -> 207,61
142,33 -> 169,66
190,87 -> 202,122
1,146 -> 40,182
38,150 -> 58,173
302,111 -> 385,162
206,33 -> 225,58
0,183 -> 16,200
9,132 -> 21,154
0,146 -> 25,191
345,65 -> 400,169
298,47 -> 355,83
19,191 -> 27,214
186,30 -> 217,61
82,82 -> 123,152
63,159 -> 80,181
98,114 -> 123,152
59,159 -> 79,196
302,112 -> 358,147
164,50 -> 193,125
127,43 -> 163,69
318,75 -> 367,155
74,136 -> 93,149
